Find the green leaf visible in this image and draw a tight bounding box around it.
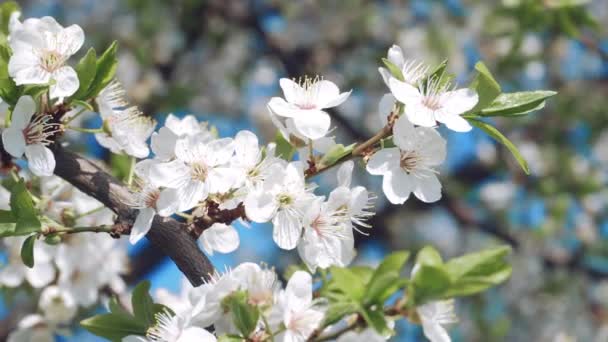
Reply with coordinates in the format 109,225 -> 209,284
375,251 -> 410,276
70,47 -> 98,101
411,264 -> 451,305
328,267 -> 366,301
275,131 -> 296,161
364,271 -> 400,304
109,297 -> 130,317
10,180 -> 41,234
469,61 -> 501,112
415,246 -> 443,267
323,301 -> 359,326
225,291 -> 259,338
319,143 -> 356,167
0,1 -> 19,35
480,91 -> 557,117
444,246 -> 511,280
20,234 -> 36,268
131,280 -> 156,327
88,41 -> 118,98
72,99 -> 95,111
43,234 -> 62,245
443,265 -> 512,298
469,119 -> 530,174
0,209 -> 16,223
381,58 -> 404,81
361,306 -> 391,336
81,314 -> 147,341
0,222 -> 15,237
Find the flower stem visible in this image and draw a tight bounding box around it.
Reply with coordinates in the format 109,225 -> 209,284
66,126 -> 104,134
43,225 -> 116,235
126,156 -> 136,187
62,107 -> 88,125
74,205 -> 107,220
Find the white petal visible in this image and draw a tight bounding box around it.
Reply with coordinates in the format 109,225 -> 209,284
392,115 -> 417,150
442,88 -> 479,116
2,127 -> 26,158
151,128 -> 178,160
268,97 -> 298,118
404,103 -> 438,128
58,24 -> 85,56
388,78 -> 421,106
205,138 -> 234,166
323,90 -> 351,109
177,180 -> 208,212
272,209 -> 302,250
387,44 -> 405,68
413,174 -> 442,203
313,80 -> 347,108
366,148 -> 400,175
201,223 -> 240,255
292,110 -> 331,140
25,262 -> 55,288
0,264 -> 25,287
417,128 -> 447,166
337,160 -> 354,188
25,145 -> 55,176
280,78 -> 303,104
244,192 -> 278,223
8,54 -> 50,85
286,271 -> 312,308
382,170 -> 413,204
378,67 -> 392,87
207,167 -> 239,193
149,160 -> 190,188
11,95 -> 36,129
421,321 -> 452,342
234,130 -> 260,167
378,93 -> 396,126
130,207 -> 155,244
435,112 -> 472,132
155,188 -> 179,217
50,66 -> 79,98
178,327 -> 217,342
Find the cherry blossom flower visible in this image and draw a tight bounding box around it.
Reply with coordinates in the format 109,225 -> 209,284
7,314 -> 54,342
8,16 -> 84,99
95,106 -> 156,158
1,96 -> 60,176
145,312 -> 217,342
378,45 -> 429,87
268,77 -> 351,140
367,116 -> 446,204
417,300 -> 458,342
149,137 -> 237,212
38,286 -> 77,325
129,176 -> 180,244
273,271 -> 325,342
151,114 -> 215,161
230,130 -> 281,188
244,161 -> 315,249
388,76 -> 478,132
0,237 -> 56,289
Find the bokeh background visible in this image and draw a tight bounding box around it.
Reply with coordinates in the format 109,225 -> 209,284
2,0 -> 608,341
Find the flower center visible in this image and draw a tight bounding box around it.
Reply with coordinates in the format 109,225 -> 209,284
421,95 -> 442,111
144,189 -> 160,208
278,193 -> 293,206
191,162 -> 209,182
400,150 -> 420,174
22,114 -> 62,146
294,75 -> 322,110
40,50 -> 66,73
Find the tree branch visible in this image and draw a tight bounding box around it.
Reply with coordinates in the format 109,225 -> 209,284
10,142 -> 215,286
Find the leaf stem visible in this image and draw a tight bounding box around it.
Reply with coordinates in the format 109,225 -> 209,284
126,156 -> 136,187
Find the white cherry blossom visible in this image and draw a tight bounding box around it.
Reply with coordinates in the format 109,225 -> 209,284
151,114 -> 215,161
389,76 -> 478,132
0,237 -> 56,289
200,223 -> 240,256
1,96 -> 59,176
273,271 -> 325,342
244,161 -> 315,250
378,45 -> 429,87
149,137 -> 236,212
146,312 -> 217,342
417,299 -> 458,342
8,16 -> 84,98
367,116 -> 446,204
95,106 -> 156,158
7,314 -> 54,342
39,286 -> 77,325
268,77 -> 351,139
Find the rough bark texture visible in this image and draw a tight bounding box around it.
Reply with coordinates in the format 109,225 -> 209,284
47,143 -> 214,286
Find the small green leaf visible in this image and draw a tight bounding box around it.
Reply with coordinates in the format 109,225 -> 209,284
323,301 -> 359,326
480,91 -> 557,117
87,41 -> 118,98
469,119 -> 530,174
20,234 -> 36,268
381,58 -> 404,82
415,246 -> 443,267
469,61 -> 501,112
375,251 -> 410,276
70,47 -> 97,101
0,1 -> 19,35
131,280 -> 156,327
442,265 -> 512,298
444,246 -> 511,280
319,143 -> 356,167
0,222 -> 15,237
328,267 -> 366,301
10,180 -> 41,234
109,297 -> 130,317
411,264 -> 451,305
43,234 -> 62,245
361,306 -> 391,336
81,314 -> 147,341
225,291 -> 259,338
275,131 -> 296,161
364,271 -> 400,304
0,209 -> 16,223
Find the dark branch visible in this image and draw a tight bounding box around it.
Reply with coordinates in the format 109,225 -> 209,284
45,143 -> 215,286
